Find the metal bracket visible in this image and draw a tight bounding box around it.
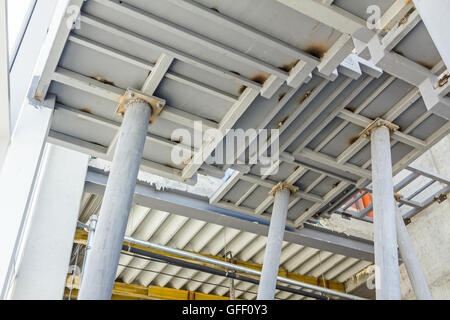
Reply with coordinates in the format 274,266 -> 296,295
84,214 -> 98,233
269,182 -> 299,197
398,7 -> 416,27
437,71 -> 449,88
116,88 -> 166,124
359,118 -> 400,140
28,76 -> 52,109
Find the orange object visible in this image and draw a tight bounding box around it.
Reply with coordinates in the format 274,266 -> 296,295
361,191 -> 373,218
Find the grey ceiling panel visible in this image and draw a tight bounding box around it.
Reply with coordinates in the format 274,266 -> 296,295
35,0 -> 448,228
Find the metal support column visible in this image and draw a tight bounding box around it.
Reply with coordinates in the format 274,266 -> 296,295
257,186 -> 291,300
370,125 -> 401,300
0,0 -> 10,167
395,206 -> 432,300
78,99 -> 152,300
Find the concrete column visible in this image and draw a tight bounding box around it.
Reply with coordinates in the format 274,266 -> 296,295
413,0 -> 450,70
371,126 -> 401,300
395,206 -> 432,300
0,97 -> 54,299
9,144 -> 89,300
257,188 -> 290,300
78,100 -> 151,300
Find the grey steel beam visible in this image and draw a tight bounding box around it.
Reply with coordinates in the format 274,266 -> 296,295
85,167 -> 375,262
407,165 -> 450,185
343,164 -> 450,220
80,215 -> 98,285
398,180 -> 435,209
394,172 -> 420,192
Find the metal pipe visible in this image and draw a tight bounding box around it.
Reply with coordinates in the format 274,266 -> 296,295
257,188 -> 290,300
225,251 -> 236,300
123,236 -> 365,300
79,100 -> 152,300
358,172 -> 421,218
85,166 -> 376,261
370,126 -> 401,300
123,245 -> 332,300
395,206 -> 432,300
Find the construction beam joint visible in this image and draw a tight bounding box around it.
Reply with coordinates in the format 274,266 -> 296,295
116,88 -> 166,123
269,182 -> 299,197
360,118 -> 400,140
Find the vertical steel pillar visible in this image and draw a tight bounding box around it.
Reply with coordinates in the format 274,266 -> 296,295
9,144 -> 89,300
257,187 -> 291,300
78,99 -> 152,300
413,0 -> 450,70
395,206 -> 432,300
370,125 -> 401,300
0,97 -> 54,299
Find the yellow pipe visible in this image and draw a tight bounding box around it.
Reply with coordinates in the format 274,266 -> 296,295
74,229 -> 345,292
